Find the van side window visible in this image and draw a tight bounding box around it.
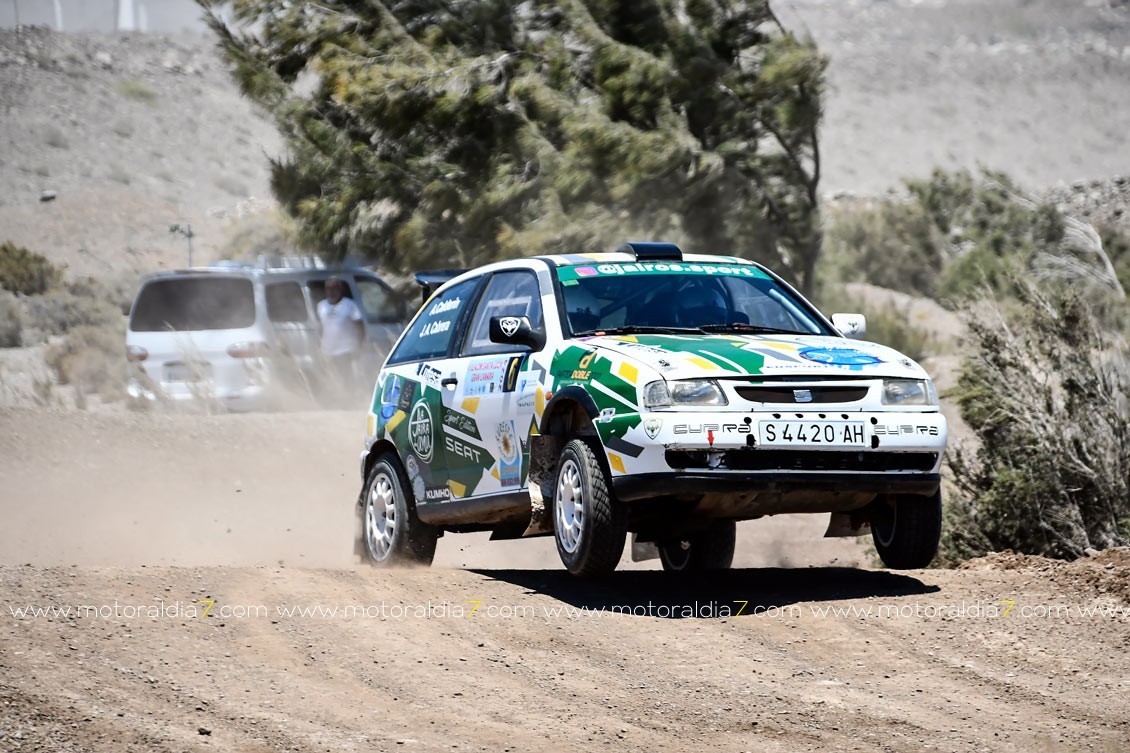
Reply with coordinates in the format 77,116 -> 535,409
387,278 -> 479,365
266,282 -> 309,323
355,277 -> 401,321
307,280 -> 353,306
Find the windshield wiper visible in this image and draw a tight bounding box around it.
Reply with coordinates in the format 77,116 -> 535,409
697,323 -> 811,335
574,325 -> 706,336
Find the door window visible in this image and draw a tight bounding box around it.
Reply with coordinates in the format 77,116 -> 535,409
387,278 -> 479,365
461,271 -> 543,357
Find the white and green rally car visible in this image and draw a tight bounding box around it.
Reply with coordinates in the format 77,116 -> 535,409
358,243 -> 947,575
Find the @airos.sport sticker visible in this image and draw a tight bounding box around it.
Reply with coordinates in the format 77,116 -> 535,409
409,400 -> 434,462
798,347 -> 883,367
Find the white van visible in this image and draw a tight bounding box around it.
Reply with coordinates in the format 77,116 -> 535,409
125,260 -> 407,409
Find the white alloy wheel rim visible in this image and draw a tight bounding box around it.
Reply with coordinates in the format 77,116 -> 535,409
555,457 -> 584,554
366,471 -> 398,560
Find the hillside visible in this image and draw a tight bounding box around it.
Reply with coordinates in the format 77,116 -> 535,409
0,26 -> 280,279
2,0 -> 1130,283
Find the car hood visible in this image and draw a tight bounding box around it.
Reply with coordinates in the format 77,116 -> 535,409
583,333 -> 930,380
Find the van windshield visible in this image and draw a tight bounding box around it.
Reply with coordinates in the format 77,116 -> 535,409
129,277 -> 256,332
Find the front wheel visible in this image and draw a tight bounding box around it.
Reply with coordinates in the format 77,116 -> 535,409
361,454 -> 438,567
870,490 -> 942,569
658,520 -> 737,572
553,438 -> 627,576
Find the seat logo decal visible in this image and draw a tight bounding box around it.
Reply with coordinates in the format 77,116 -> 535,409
793,389 -> 813,403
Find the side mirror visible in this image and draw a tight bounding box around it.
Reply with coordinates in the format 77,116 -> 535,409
831,313 -> 867,340
489,316 -> 545,351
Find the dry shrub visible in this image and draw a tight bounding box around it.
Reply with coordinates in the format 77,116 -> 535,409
45,323 -> 126,401
24,289 -> 120,339
943,283 -> 1130,562
0,290 -> 22,347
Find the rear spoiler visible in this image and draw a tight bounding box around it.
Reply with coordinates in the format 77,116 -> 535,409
414,269 -> 466,306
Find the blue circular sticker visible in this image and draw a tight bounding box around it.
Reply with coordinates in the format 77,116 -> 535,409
799,347 -> 883,367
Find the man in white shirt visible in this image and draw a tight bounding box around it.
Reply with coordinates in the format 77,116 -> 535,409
317,276 -> 364,399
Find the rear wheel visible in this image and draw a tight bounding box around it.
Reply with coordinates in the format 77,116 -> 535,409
658,521 -> 737,572
870,490 -> 942,569
553,438 -> 627,576
361,454 -> 438,567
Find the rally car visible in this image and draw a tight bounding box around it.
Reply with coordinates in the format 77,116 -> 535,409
357,243 -> 947,575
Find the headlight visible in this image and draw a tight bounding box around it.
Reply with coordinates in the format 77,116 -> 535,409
643,379 -> 728,407
882,378 -> 938,406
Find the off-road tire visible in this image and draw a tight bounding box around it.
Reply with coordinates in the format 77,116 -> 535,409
552,438 -> 627,576
361,454 -> 438,567
870,490 -> 943,569
658,521 -> 737,572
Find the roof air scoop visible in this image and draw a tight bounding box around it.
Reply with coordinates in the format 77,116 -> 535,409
616,242 -> 683,261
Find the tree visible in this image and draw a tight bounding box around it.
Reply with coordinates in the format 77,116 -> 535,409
201,0 -> 825,291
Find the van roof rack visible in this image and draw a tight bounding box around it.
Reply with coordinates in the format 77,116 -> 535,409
256,254 -> 328,270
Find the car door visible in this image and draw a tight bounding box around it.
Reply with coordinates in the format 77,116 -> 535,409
448,269 -> 546,500
263,279 -> 320,387
376,276 -> 482,508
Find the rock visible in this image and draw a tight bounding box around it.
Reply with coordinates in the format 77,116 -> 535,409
198,727 -> 212,735
93,51 -> 112,69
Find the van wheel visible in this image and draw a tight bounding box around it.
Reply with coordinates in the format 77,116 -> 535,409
361,454 -> 437,567
658,521 -> 736,572
870,490 -> 942,569
553,438 -> 627,576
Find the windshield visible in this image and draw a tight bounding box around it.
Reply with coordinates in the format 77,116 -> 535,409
129,277 -> 256,332
555,262 -> 831,336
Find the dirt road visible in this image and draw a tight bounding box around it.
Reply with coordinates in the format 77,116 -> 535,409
1,407 -> 1128,752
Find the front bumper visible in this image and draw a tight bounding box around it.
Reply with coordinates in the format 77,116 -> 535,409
613,471 -> 941,502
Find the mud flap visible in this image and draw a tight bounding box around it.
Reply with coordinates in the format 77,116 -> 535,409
824,511 -> 871,538
630,533 -> 660,562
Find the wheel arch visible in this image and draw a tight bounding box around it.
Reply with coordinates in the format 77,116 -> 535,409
361,439 -> 401,494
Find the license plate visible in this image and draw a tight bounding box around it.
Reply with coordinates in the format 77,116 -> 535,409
165,363 -> 209,383
759,420 -> 866,447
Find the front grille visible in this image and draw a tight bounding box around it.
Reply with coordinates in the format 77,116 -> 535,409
734,386 -> 869,404
665,449 -> 938,473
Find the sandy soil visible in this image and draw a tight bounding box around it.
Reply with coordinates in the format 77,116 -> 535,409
2,408 -> 1128,752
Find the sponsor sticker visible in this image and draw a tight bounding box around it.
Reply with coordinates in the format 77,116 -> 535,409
409,401 -> 434,462
496,420 -> 521,488
465,357 -> 511,396
798,347 -> 883,368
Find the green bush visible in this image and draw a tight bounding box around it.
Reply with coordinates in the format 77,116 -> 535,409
823,199 -> 946,299
942,283 -> 1130,562
0,290 -> 22,347
814,287 -> 934,362
821,169 -> 1119,307
115,79 -> 158,103
45,323 -> 126,401
0,242 -> 62,295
